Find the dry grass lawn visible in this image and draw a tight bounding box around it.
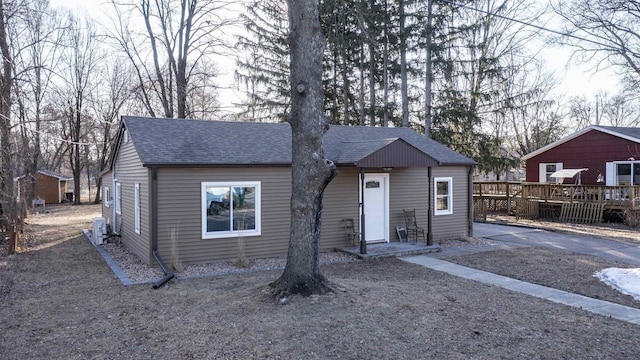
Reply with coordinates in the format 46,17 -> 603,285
0,204 -> 639,359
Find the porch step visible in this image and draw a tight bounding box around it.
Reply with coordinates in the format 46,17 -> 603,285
337,242 -> 442,260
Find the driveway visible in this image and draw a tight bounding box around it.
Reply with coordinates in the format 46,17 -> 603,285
474,222 -> 640,266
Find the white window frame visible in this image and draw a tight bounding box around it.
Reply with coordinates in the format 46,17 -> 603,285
134,183 -> 141,234
539,162 -> 563,183
201,181 -> 261,239
115,182 -> 122,215
104,186 -> 112,208
434,177 -> 453,216
609,160 -> 640,186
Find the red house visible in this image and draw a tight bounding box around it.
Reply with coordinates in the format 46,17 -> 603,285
522,126 -> 640,186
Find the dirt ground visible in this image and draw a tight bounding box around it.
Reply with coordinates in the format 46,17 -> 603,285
1,205 -> 640,359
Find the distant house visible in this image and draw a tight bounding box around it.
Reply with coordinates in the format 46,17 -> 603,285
522,126 -> 640,186
16,170 -> 71,204
100,116 -> 476,266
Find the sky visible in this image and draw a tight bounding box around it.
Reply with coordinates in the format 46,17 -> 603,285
50,0 -> 622,110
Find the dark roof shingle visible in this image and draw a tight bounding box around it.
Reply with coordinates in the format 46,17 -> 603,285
122,116 -> 474,167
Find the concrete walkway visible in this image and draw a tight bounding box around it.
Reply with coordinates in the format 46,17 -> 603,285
398,222 -> 640,325
400,255 -> 640,326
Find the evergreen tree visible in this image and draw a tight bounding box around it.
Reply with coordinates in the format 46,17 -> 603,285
235,0 -> 290,122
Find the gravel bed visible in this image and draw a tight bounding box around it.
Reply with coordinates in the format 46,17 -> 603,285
101,241 -> 358,284
101,236 -> 495,284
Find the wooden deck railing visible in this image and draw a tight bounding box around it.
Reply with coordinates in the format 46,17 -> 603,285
473,181 -> 640,210
473,181 -> 522,197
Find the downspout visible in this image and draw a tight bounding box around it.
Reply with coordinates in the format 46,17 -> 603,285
150,167 -> 174,288
359,167 -> 367,254
427,166 -> 433,246
468,165 -> 474,238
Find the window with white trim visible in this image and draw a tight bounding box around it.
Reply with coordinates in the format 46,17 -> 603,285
115,182 -> 122,215
434,177 -> 453,215
539,162 -> 563,183
104,186 -> 111,208
134,183 -> 141,234
201,182 -> 261,239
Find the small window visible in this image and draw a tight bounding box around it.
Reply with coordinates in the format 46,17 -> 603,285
115,182 -> 122,215
104,186 -> 111,208
201,182 -> 261,239
366,181 -> 380,188
434,177 -> 453,216
134,183 -> 140,234
539,162 -> 563,183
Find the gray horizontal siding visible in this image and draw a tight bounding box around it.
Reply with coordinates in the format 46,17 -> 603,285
101,171 -> 113,225
320,168 -> 360,249
156,167 -> 362,265
156,167 -> 293,265
388,167 -> 430,242
113,140 -> 150,264
153,164 -> 470,265
431,166 -> 470,241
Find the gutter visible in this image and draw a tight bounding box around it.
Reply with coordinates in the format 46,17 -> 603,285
468,165 -> 474,238
150,167 -> 174,289
152,250 -> 175,289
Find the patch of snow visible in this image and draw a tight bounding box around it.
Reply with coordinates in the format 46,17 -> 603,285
594,268 -> 640,301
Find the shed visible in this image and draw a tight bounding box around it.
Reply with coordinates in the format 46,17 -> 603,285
16,170 -> 71,205
522,126 -> 640,186
101,116 -> 476,266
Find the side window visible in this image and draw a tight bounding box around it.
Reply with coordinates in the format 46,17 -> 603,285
539,162 -> 563,183
104,186 -> 111,208
134,183 -> 140,234
434,177 -> 453,216
201,182 -> 261,239
115,182 -> 122,215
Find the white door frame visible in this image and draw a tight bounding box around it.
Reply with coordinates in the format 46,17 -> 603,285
359,173 -> 390,243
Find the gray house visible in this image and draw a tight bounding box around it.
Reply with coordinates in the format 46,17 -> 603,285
101,116 -> 475,266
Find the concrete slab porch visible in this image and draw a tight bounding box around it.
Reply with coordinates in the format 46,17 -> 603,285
337,241 -> 442,259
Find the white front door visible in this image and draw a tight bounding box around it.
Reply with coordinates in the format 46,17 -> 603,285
362,174 -> 389,243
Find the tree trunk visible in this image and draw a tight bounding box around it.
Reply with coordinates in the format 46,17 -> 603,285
271,0 -> 336,298
424,0 -> 433,137
399,0 -> 409,127
0,0 -> 16,254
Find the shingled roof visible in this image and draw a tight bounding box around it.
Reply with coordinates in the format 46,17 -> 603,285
120,116 -> 475,167
522,125 -> 640,161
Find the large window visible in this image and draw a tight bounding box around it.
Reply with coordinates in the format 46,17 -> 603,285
201,182 -> 261,239
434,177 -> 453,216
134,183 -> 140,235
614,162 -> 640,185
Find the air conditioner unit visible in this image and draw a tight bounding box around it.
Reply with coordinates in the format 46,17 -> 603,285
92,217 -> 107,245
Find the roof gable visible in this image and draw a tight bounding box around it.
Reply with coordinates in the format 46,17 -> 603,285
522,126 -> 640,161
119,116 -> 475,168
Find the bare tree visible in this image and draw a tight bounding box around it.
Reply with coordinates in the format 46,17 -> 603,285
599,92 -> 639,127
108,0 -> 234,119
567,95 -> 593,130
89,59 -> 133,203
13,0 -> 64,206
271,0 -> 336,298
57,14 -> 101,205
0,0 -> 17,253
554,0 -> 640,89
